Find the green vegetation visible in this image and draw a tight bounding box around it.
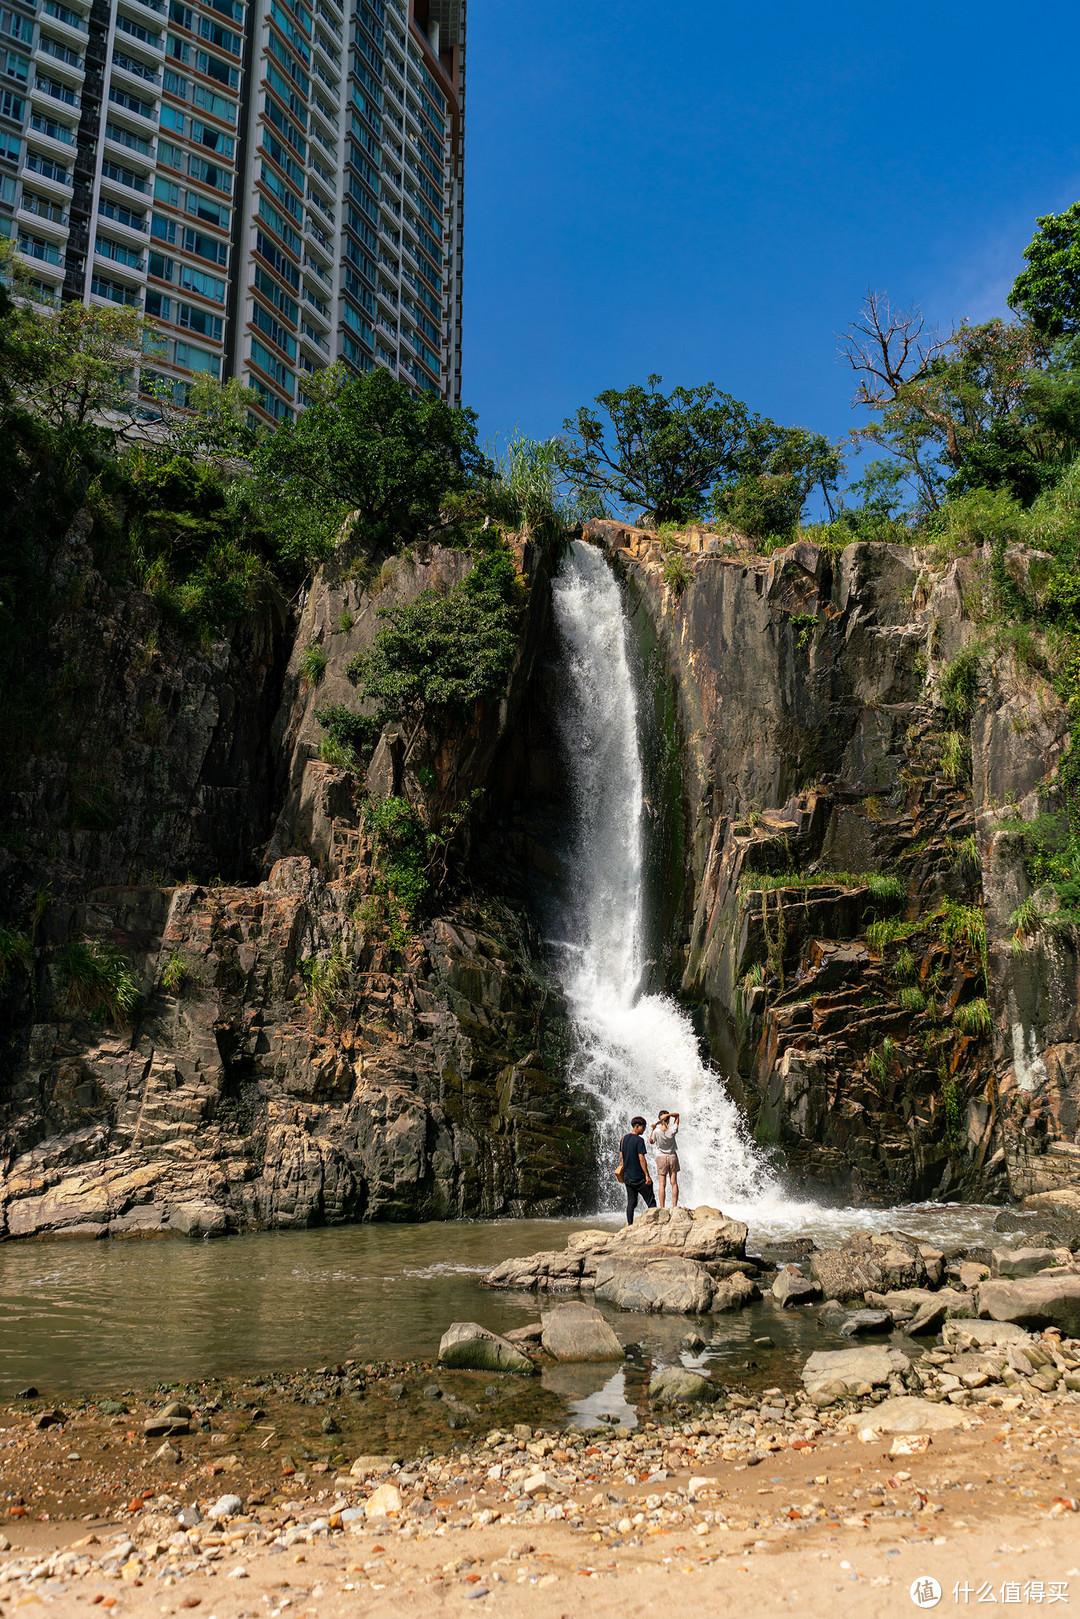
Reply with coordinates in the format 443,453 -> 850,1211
343,550 -> 521,764
954,997 -> 992,1037
158,952 -> 187,995
299,645 -> 329,687
59,939 -> 139,1025
937,898 -> 988,972
739,868 -> 906,908
319,735 -> 359,770
558,375 -> 840,530
0,926 -> 32,988
890,946 -> 917,983
898,985 -> 927,1013
867,915 -> 925,955
302,946 -> 351,1026
661,551 -> 693,594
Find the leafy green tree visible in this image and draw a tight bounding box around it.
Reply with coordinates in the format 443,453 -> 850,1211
4,287 -> 143,434
559,376 -> 837,528
252,364 -> 489,566
1010,202 -> 1080,340
345,549 -> 521,762
843,292 -> 1080,507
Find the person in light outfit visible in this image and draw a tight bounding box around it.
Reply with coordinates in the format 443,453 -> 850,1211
650,1109 -> 680,1207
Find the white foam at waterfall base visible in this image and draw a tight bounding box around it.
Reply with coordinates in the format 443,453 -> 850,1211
548,541 -> 996,1244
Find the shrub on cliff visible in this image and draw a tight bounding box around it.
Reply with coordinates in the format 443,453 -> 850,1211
344,549 -> 522,760
251,365 -> 490,567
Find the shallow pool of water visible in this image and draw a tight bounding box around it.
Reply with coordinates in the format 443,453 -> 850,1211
0,1201 -> 1012,1399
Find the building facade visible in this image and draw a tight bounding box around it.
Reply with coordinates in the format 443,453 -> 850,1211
0,0 -> 464,414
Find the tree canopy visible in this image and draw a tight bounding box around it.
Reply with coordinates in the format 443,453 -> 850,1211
250,364 -> 490,564
558,375 -> 839,529
1010,203 -> 1080,341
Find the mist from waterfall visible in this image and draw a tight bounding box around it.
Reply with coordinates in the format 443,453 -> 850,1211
548,540 -> 786,1219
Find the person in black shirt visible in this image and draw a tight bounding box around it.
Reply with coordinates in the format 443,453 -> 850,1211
616,1115 -> 656,1225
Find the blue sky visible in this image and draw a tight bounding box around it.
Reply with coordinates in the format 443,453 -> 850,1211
462,0 -> 1080,483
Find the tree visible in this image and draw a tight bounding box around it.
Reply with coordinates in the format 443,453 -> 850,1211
3,282 -> 143,434
558,376 -> 762,525
842,291 -> 1079,507
251,364 -> 489,566
1010,202 -> 1080,340
345,549 -> 521,764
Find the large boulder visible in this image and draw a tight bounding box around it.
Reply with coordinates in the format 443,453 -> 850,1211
990,1247 -> 1071,1279
771,1265 -> 822,1307
540,1302 -> 623,1362
839,1396 -> 964,1434
437,1322 -> 536,1374
649,1366 -> 718,1404
809,1232 -> 928,1303
942,1318 -> 1029,1349
614,1206 -> 747,1262
801,1346 -> 911,1399
711,1272 -> 760,1312
594,1256 -> 714,1314
976,1275 -> 1080,1336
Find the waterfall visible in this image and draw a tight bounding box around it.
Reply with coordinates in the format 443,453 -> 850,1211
548,540 -> 783,1217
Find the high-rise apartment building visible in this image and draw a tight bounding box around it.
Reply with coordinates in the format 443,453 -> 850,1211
0,0 -> 465,415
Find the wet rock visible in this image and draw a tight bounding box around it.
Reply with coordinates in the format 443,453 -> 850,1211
364,1483 -> 402,1519
712,1272 -> 760,1312
976,1275 -> 1080,1335
771,1266 -> 822,1308
34,1409 -> 66,1430
906,1298 -> 950,1335
837,1308 -> 892,1337
16,1388 -> 38,1399
809,1233 -> 928,1303
594,1256 -> 714,1315
839,1395 -> 964,1433
802,1346 -> 911,1399
169,1203 -> 230,1239
991,1247 -> 1072,1279
617,1206 -> 748,1261
540,1303 -> 622,1362
206,1494 -> 243,1520
942,1318 -> 1029,1349
649,1366 -> 718,1404
437,1322 -> 535,1374
504,1323 -> 543,1345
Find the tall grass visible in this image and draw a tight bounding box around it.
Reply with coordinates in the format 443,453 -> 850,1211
59,940 -> 140,1024
482,437 -> 579,545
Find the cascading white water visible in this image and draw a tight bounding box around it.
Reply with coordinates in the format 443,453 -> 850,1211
549,540 -> 785,1217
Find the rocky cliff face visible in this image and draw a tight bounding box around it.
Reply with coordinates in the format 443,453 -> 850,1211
589,519 -> 1080,1206
0,526 -> 594,1239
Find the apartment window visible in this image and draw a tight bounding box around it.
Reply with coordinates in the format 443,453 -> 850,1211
195,48 -> 237,89
150,210 -> 176,242
91,275 -> 141,305
105,119 -> 152,153
182,223 -> 226,264
252,298 -> 295,359
260,128 -> 301,186
39,34 -> 80,66
184,186 -> 227,226
156,136 -> 181,166
0,9 -> 34,43
0,170 -> 14,203
191,117 -> 232,155
191,82 -> 234,122
187,152 -> 229,193
148,248 -> 173,278
249,335 -> 293,393
253,262 -> 296,322
42,1 -> 86,28
102,157 -> 149,193
177,298 -> 221,340
159,101 -> 184,132
113,46 -> 159,83
174,337 -> 220,374
166,31 -> 189,62
18,230 -> 61,263
179,260 -> 224,300
144,287 -> 170,317
96,233 -> 144,268
257,193 -> 299,252
99,195 -> 146,230
115,13 -> 161,46
153,174 -> 179,205
208,0 -> 242,23
250,378 -> 292,421
260,160 -> 300,219
162,66 -> 187,93
254,226 -> 298,289
0,128 -> 19,160
108,86 -> 155,118
197,15 -> 239,55
29,110 -> 72,140
3,48 -> 28,82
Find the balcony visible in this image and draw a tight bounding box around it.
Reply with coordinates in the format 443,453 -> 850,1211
18,193 -> 68,228
42,1 -> 89,35
33,75 -> 80,109
28,111 -> 75,147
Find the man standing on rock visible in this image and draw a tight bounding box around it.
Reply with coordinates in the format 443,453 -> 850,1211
617,1116 -> 656,1225
650,1109 -> 680,1208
